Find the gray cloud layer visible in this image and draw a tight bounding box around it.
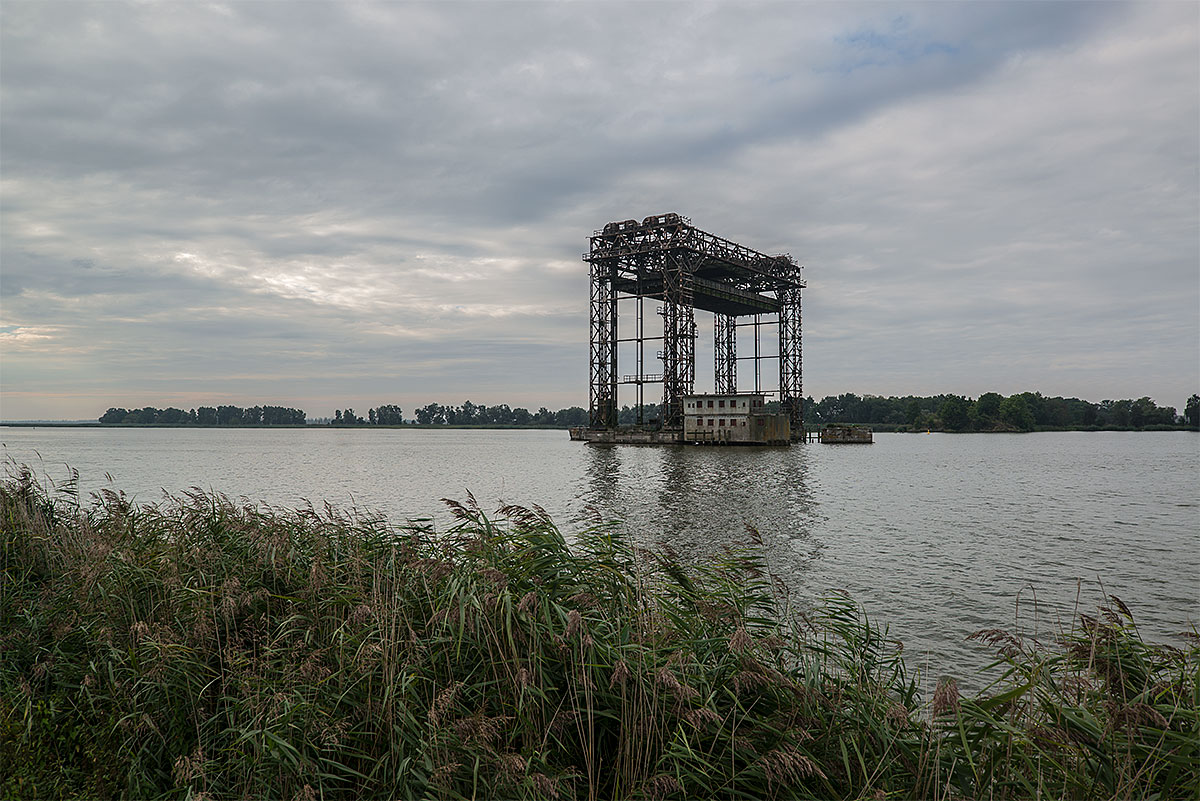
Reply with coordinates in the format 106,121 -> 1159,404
2,1 -> 1196,419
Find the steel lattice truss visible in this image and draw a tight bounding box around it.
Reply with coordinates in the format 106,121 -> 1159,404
585,213 -> 805,437
714,313 -> 736,395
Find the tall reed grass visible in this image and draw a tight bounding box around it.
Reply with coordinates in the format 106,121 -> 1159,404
2,467 -> 1196,799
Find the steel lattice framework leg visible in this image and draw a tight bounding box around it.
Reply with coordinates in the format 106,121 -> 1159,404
714,313 -> 737,395
589,259 -> 617,428
661,251 -> 695,428
777,264 -> 803,440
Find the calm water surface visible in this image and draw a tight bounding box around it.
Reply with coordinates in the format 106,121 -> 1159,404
4,427 -> 1197,683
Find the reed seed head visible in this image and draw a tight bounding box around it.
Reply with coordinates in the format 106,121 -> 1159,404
933,677 -> 961,717
609,659 -> 631,688
761,746 -> 825,786
429,681 -> 463,726
729,625 -> 752,654
644,774 -> 682,799
518,590 -> 537,615
531,773 -> 559,799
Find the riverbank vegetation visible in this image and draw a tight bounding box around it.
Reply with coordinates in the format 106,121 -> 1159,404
99,405 -> 307,426
3,470 -> 1196,799
803,391 -> 1198,432
410,403 -> 587,427
94,393 -> 1199,432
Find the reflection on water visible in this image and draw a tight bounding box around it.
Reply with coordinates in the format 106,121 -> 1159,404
577,443 -> 823,588
578,442 -> 621,524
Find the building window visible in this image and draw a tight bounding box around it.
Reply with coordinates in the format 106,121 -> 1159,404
719,419 -> 725,426
707,400 -> 714,409
719,400 -> 725,408
707,418 -> 714,426
741,420 -> 746,426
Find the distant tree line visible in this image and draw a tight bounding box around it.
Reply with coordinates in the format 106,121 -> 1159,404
99,406 -> 306,426
617,404 -> 663,424
410,401 -> 587,427
325,402 -> 589,427
801,392 -> 1199,432
330,405 -> 405,426
99,393 -> 1199,431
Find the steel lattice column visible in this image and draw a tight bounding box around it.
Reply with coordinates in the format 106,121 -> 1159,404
777,263 -> 803,440
661,251 -> 695,428
588,258 -> 617,428
714,313 -> 737,395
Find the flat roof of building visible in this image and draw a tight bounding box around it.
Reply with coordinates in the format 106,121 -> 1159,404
684,392 -> 766,399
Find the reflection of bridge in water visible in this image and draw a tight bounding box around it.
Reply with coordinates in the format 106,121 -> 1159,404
583,213 -> 805,441
574,443 -> 821,584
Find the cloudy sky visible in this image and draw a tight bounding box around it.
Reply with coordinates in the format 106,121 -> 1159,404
2,1 -> 1197,421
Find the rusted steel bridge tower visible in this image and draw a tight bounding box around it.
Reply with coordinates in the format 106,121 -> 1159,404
585,213 -> 805,440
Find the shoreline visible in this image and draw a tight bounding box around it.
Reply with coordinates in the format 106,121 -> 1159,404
3,420 -> 1196,433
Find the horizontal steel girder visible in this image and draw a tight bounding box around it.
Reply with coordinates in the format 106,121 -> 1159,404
610,274 -> 779,316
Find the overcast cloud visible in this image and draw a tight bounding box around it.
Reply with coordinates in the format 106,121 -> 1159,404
1,1 -> 1197,420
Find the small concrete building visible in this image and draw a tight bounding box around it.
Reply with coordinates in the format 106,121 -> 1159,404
683,393 -> 791,445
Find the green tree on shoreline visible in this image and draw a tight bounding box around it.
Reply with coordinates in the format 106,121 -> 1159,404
998,395 -> 1036,431
938,395 -> 971,431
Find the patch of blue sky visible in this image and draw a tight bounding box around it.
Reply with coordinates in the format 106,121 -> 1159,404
826,16 -> 960,74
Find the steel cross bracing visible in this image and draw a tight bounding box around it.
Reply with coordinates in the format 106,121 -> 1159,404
588,257 -> 617,429
584,213 -> 804,437
714,313 -> 736,395
776,260 -> 804,436
661,250 -> 697,427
